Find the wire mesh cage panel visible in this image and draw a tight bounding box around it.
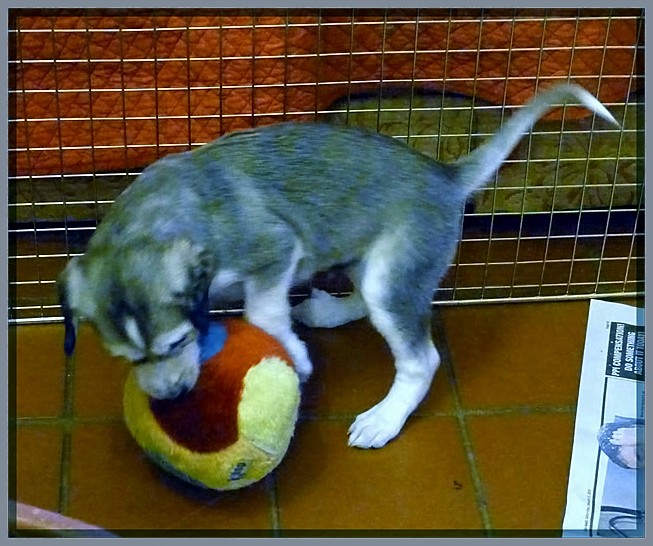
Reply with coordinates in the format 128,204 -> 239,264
8,8 -> 644,323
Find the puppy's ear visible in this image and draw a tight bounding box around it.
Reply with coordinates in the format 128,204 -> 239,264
190,288 -> 210,336
57,258 -> 85,356
164,239 -> 213,334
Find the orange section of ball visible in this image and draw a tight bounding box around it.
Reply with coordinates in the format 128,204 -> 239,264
149,320 -> 293,453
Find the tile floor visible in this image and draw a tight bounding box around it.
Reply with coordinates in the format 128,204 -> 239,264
10,297 -> 641,537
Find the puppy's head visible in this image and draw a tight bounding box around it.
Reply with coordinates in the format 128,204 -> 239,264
58,238 -> 212,399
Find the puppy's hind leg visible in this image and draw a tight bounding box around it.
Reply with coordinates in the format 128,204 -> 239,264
347,239 -> 443,449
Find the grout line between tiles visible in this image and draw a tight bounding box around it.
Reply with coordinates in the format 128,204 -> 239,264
14,415 -> 126,426
13,403 -> 575,429
462,405 -> 576,416
450,406 -> 494,535
432,308 -> 494,537
265,473 -> 282,536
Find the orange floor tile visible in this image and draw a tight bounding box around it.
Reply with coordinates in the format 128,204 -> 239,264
8,299 -> 639,536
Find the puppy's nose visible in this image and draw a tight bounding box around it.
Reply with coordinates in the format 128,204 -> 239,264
145,382 -> 189,400
153,383 -> 189,400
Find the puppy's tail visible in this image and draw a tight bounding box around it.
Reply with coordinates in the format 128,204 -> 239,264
450,83 -> 619,196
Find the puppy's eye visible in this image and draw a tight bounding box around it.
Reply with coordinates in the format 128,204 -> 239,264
168,335 -> 190,354
133,357 -> 148,365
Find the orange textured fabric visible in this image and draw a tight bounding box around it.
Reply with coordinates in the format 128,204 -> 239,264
150,319 -> 292,453
11,10 -> 641,176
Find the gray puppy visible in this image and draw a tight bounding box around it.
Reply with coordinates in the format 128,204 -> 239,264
58,84 -> 617,449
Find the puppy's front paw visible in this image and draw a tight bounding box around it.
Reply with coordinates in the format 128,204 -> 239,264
347,403 -> 406,449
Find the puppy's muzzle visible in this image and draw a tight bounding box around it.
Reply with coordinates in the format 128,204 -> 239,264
133,342 -> 201,399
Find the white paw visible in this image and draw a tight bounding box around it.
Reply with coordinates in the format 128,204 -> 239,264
292,289 -> 366,328
291,289 -> 338,327
280,334 -> 313,383
293,355 -> 313,384
347,403 -> 406,449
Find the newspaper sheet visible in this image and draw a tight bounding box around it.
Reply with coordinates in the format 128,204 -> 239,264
562,299 -> 645,538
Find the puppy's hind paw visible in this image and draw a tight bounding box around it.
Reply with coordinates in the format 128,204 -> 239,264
291,289 -> 366,328
291,289 -> 337,327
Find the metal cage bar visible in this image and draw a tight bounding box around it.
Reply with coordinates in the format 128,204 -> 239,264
8,8 -> 644,323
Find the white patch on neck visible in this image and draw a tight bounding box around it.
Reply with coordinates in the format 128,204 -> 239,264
162,239 -> 195,294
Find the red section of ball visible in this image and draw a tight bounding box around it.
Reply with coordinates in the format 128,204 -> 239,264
149,320 -> 292,453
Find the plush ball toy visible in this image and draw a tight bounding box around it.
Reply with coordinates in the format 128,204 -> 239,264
123,319 -> 300,491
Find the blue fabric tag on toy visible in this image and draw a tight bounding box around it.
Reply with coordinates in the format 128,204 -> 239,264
198,322 -> 227,364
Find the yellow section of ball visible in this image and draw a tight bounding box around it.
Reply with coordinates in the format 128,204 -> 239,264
123,355 -> 300,491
